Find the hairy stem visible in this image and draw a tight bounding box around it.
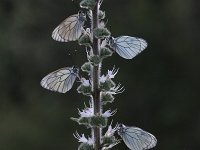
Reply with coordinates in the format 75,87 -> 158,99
92,1 -> 101,150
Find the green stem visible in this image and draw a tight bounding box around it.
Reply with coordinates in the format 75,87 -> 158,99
92,0 -> 101,149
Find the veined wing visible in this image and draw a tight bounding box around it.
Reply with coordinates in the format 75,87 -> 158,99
111,36 -> 147,59
52,12 -> 86,42
118,124 -> 157,150
40,67 -> 79,93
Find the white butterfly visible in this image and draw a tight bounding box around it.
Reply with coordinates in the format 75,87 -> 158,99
52,12 -> 86,42
40,67 -> 79,93
118,124 -> 157,150
108,36 -> 147,59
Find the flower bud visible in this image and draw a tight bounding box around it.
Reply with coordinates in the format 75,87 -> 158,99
80,0 -> 96,10
102,136 -> 116,146
101,137 -> 120,150
99,10 -> 106,20
78,117 -> 91,125
100,47 -> 113,59
101,93 -> 115,105
90,116 -> 108,128
89,55 -> 102,66
78,143 -> 94,150
93,28 -> 110,39
71,117 -> 91,126
78,34 -> 92,47
81,62 -> 91,73
100,79 -> 115,91
77,84 -> 92,96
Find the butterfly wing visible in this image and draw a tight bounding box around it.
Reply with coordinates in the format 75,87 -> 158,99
118,125 -> 157,150
110,36 -> 147,59
52,13 -> 85,42
40,67 -> 78,93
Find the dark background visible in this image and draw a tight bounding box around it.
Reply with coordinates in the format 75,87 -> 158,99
0,0 -> 200,149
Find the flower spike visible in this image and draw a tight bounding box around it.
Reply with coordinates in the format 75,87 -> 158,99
42,0 -> 157,149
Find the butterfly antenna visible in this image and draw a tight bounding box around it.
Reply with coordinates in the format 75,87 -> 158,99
109,25 -> 112,35
77,74 -> 81,81
105,19 -> 109,26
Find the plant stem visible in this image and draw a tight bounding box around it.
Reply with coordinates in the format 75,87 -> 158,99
92,1 -> 101,150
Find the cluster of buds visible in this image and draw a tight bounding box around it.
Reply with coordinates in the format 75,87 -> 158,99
71,100 -> 117,128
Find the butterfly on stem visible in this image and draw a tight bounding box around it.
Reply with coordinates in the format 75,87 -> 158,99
40,67 -> 79,93
52,11 -> 86,42
117,124 -> 157,150
105,36 -> 148,59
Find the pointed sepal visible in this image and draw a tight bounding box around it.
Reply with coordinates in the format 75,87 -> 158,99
101,92 -> 115,105
89,55 -> 102,66
93,28 -> 110,39
81,62 -> 92,73
100,47 -> 113,59
77,78 -> 92,96
80,0 -> 97,10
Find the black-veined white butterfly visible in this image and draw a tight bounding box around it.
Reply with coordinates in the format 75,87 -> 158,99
108,36 -> 147,59
118,124 -> 157,150
40,67 -> 79,93
52,12 -> 86,42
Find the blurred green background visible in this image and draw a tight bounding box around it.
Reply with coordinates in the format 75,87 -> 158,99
0,0 -> 200,149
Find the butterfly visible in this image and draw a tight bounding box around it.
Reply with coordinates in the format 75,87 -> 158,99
40,67 -> 79,93
117,124 -> 157,150
108,36 -> 147,59
52,12 -> 86,42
